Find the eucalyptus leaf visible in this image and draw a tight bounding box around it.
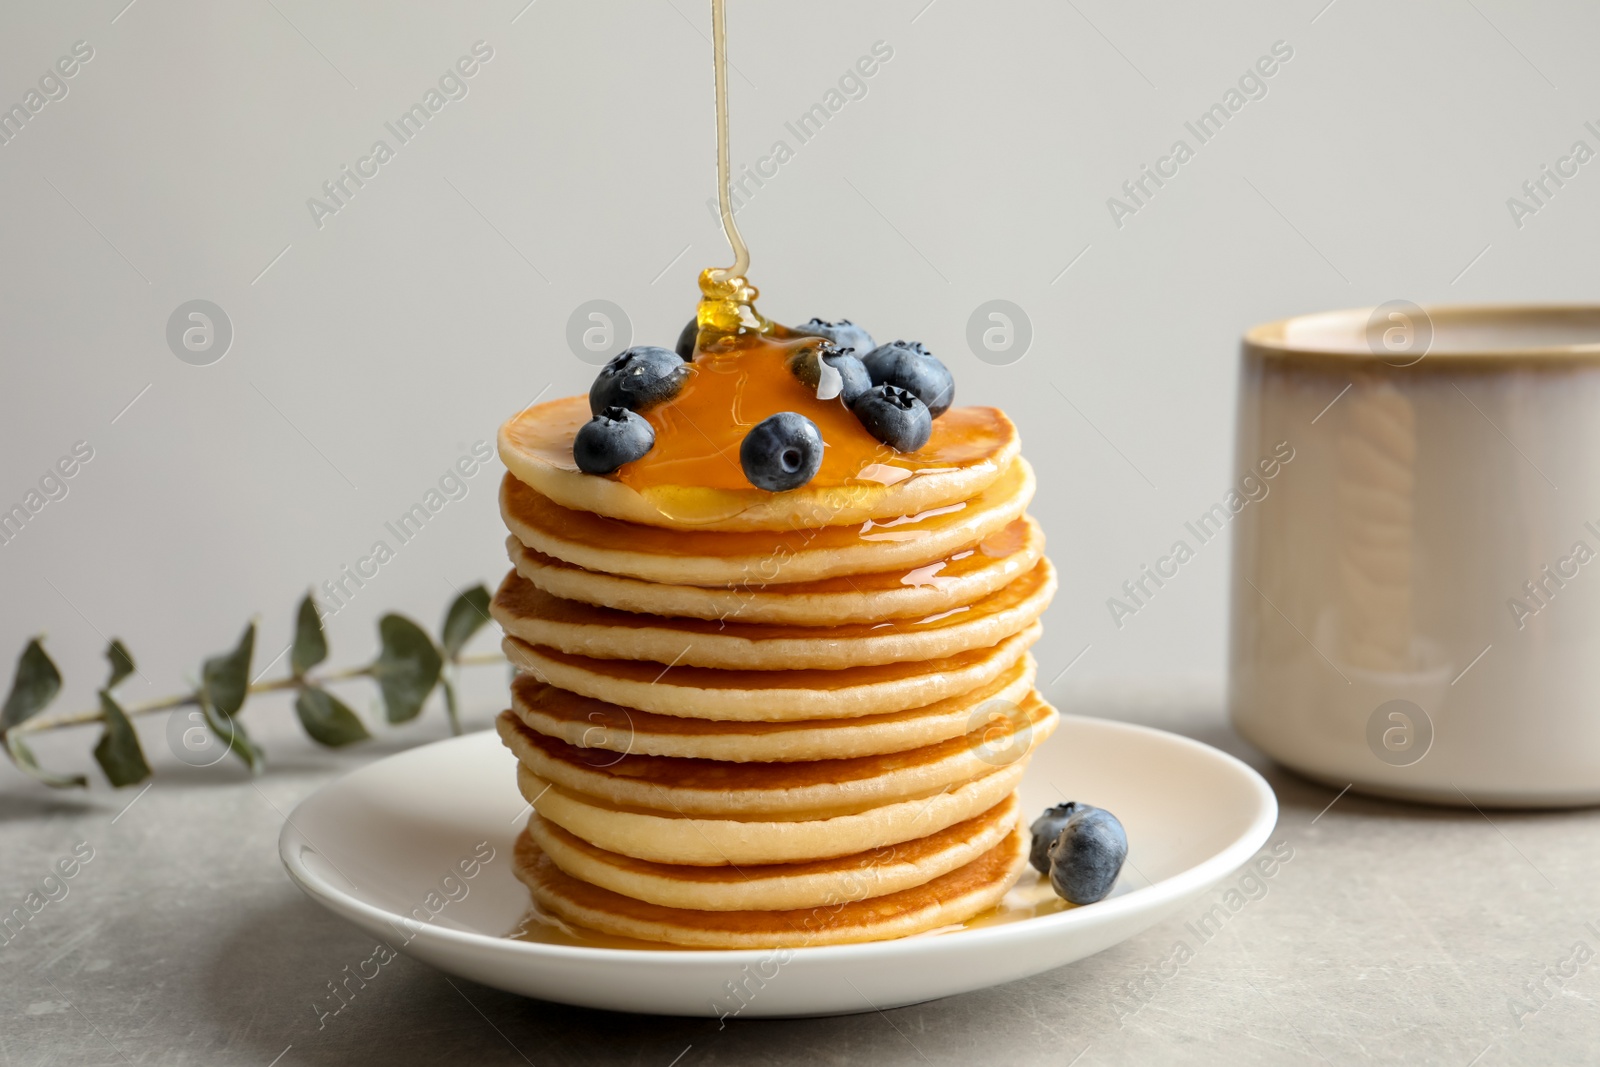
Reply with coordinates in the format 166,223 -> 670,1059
201,622 -> 256,720
293,686 -> 370,747
105,639 -> 136,691
440,585 -> 492,660
0,639 -> 62,733
199,701 -> 263,772
372,614 -> 442,724
290,594 -> 328,677
93,691 -> 151,787
5,734 -> 87,788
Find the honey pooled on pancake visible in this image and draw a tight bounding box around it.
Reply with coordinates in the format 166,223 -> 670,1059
571,265 -> 982,497
500,262 -> 1017,532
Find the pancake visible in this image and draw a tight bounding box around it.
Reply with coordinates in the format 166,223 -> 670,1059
501,623 -> 1041,721
505,515 -> 1045,626
512,822 -> 1031,947
499,393 -> 1021,533
505,655 -> 1037,762
497,692 -> 1056,814
490,558 -> 1056,671
516,761 -> 1025,865
499,457 -> 1035,588
524,793 -> 1019,911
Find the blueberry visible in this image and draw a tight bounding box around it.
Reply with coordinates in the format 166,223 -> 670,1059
589,346 -> 688,416
1028,802 -> 1085,874
675,318 -> 698,361
861,341 -> 954,418
1045,805 -> 1128,905
788,341 -> 872,406
850,384 -> 932,452
739,412 -> 824,492
573,406 -> 655,474
794,318 -> 874,356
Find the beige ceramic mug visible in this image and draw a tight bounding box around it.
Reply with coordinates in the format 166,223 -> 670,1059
1228,305 -> 1600,807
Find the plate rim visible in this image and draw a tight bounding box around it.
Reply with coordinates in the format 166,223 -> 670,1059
279,714 -> 1279,966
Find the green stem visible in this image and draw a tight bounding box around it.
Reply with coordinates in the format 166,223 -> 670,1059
10,652 -> 505,738
12,691 -> 198,734
441,672 -> 462,737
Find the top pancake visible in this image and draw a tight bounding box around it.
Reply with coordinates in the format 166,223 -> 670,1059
499,394 -> 1020,532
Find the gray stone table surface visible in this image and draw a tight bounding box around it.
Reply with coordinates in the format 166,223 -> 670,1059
4,691 -> 1598,1067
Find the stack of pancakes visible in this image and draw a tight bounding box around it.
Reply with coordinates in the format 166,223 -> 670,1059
492,395 -> 1057,948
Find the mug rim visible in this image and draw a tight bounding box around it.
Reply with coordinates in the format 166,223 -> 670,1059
1244,304 -> 1600,365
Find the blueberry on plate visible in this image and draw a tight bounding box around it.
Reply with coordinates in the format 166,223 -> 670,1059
851,384 -> 932,452
675,318 -> 699,361
740,412 -> 824,492
573,406 -> 655,474
793,317 -> 874,356
1028,802 -> 1085,874
589,346 -> 689,415
861,341 -> 954,418
1045,804 -> 1128,905
788,342 -> 872,406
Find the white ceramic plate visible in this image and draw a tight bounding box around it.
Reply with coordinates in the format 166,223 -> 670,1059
279,716 -> 1277,1017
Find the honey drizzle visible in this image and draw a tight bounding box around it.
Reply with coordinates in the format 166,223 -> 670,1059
707,0 -> 748,289
688,0 -> 774,364
697,0 -> 767,344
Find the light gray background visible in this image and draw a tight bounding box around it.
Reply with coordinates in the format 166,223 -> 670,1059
3,0 -> 1599,1063
5,0 -> 1597,716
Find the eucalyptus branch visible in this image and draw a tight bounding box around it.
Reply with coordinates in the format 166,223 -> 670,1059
9,652 -> 505,738
0,584 -> 503,789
